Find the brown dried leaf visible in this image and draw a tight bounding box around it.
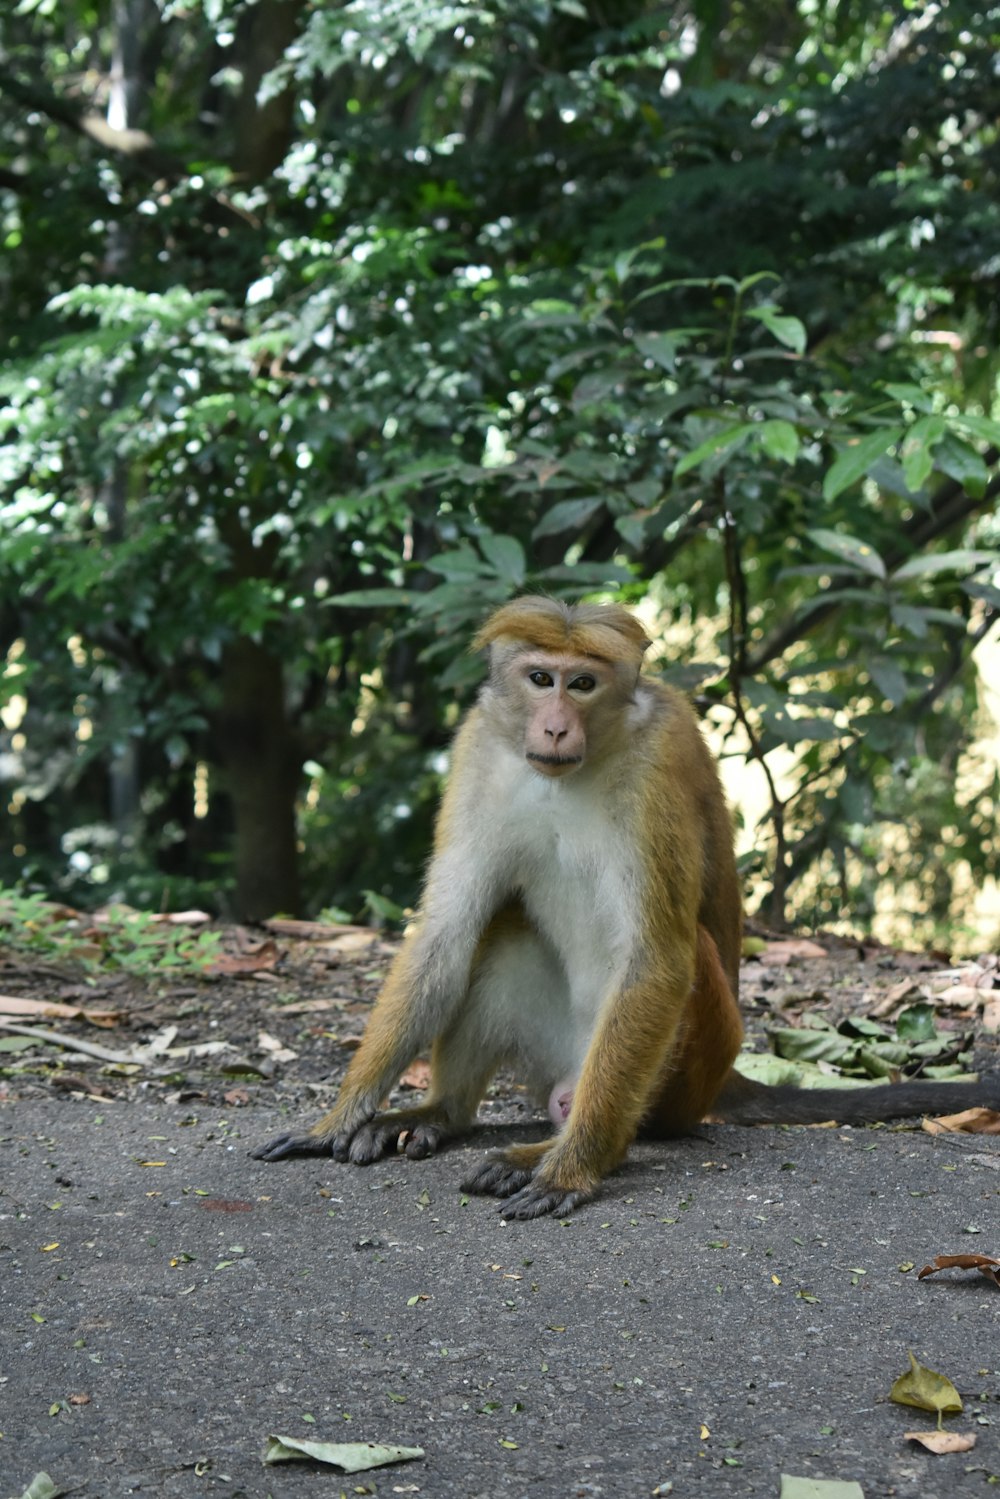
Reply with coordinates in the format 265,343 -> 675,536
904,1430 -> 976,1454
917,1253 -> 1000,1288
982,999 -> 1000,1032
269,998 -> 342,1014
317,931 -> 380,956
933,983 -> 986,1009
867,978 -> 926,1019
0,994 -> 121,1027
760,939 -> 827,965
207,940 -> 280,976
148,909 -> 213,925
263,918 -> 371,940
922,1107 -> 1000,1136
399,1059 -> 432,1091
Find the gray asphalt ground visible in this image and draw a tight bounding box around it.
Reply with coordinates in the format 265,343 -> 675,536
2,1100 -> 998,1498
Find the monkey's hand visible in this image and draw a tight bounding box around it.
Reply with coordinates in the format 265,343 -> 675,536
462,1141 -> 596,1218
252,1105 -> 453,1166
250,1129 -> 331,1163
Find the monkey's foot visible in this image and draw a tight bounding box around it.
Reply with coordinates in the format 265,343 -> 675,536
463,1142 -> 597,1217
461,1153 -> 536,1199
500,1180 -> 592,1219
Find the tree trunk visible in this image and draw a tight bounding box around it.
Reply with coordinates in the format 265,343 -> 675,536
216,637 -> 302,920
231,0 -> 303,182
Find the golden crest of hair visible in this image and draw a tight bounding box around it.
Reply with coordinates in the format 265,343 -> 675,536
473,595 -> 650,667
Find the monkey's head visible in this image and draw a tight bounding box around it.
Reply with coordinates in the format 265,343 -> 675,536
473,597 -> 651,779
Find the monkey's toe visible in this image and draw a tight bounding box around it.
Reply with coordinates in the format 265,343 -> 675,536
250,1131 -> 324,1162
499,1182 -> 591,1219
461,1154 -> 534,1198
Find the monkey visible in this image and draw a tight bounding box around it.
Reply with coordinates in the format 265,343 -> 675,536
253,596 -> 1000,1217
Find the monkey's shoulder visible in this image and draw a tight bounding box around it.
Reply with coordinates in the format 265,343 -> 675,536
632,678 -> 707,747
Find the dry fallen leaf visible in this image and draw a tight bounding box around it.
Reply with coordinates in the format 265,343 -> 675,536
0,994 -> 121,1027
889,1351 -> 962,1419
917,1253 -> 1000,1288
759,938 -> 827,965
982,999 -> 1000,1032
922,1107 -> 1000,1136
263,917 -> 371,940
257,1030 -> 298,1063
867,978 -> 926,1019
904,1429 -> 976,1454
263,1435 -> 423,1470
317,931 -> 381,956
148,909 -> 213,925
207,940 -> 280,976
399,1059 -> 432,1090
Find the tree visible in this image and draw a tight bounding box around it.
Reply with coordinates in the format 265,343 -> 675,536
1,1 -> 998,940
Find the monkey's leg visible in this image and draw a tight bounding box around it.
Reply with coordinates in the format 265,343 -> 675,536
486,954 -> 697,1218
643,924 -> 744,1137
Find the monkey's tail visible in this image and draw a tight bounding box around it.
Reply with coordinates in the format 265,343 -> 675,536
711,1067 -> 1000,1126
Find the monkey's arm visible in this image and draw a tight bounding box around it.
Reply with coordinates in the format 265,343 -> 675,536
252,931 -> 462,1163
253,789 -> 507,1164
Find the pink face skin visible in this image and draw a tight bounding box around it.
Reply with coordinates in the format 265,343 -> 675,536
518,656 -> 610,779
547,1077 -> 575,1128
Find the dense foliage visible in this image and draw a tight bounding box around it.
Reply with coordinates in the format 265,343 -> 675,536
2,0 -> 999,944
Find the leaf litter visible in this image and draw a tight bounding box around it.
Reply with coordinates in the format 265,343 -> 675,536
262,1434 -> 424,1470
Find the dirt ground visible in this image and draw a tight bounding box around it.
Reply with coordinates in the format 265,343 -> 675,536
1,920 -> 999,1498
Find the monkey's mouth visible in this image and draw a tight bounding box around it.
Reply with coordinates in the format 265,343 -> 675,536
527,752 -> 583,771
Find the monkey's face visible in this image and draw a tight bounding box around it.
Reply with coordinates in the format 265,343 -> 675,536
509,652 -> 623,779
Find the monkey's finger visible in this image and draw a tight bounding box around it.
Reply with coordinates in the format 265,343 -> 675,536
346,1119 -> 417,1164
249,1132 -> 325,1162
461,1155 -> 535,1198
499,1183 -> 591,1219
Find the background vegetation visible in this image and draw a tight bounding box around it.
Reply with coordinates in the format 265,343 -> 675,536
2,0 -> 999,947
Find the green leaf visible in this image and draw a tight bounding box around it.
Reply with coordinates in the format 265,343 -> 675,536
756,419 -> 801,463
769,1025 -> 855,1066
868,658 -> 908,707
953,412 -> 1000,448
263,1435 -> 424,1470
807,528 -> 886,579
675,422 -> 755,477
426,547 -> 493,581
900,415 -> 947,492
779,1479 -> 866,1499
328,588 -> 412,608
889,1352 -> 963,1419
933,434 -> 989,498
892,549 -> 994,581
896,1005 -> 939,1043
823,427 -> 903,501
16,1475 -> 66,1499
478,533 -> 526,587
883,382 -> 937,414
532,497 -> 605,539
633,331 -> 688,373
746,304 -> 807,354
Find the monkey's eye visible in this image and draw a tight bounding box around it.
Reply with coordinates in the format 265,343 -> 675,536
569,674 -> 597,693
528,670 -> 554,688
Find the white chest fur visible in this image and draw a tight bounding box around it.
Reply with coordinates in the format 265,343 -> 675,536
492,755 -> 638,1020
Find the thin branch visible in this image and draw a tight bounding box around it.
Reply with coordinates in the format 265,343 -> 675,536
721,505 -> 791,926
